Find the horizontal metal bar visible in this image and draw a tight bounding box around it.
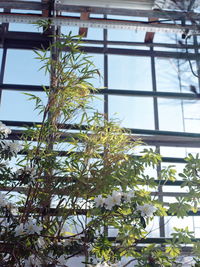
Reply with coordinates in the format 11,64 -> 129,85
1,32 -> 198,59
141,138 -> 200,148
77,39 -> 198,50
0,176 -> 185,186
3,43 -> 198,60
1,84 -> 199,100
152,191 -> 188,197
3,121 -> 200,138
3,120 -> 200,138
97,89 -> 198,100
0,84 -> 45,91
82,47 -> 199,59
4,121 -> 200,147
0,186 -> 188,197
154,180 -> 184,185
14,206 -> 200,217
0,1 -> 45,11
162,157 -> 185,163
57,4 -> 200,20
129,128 -> 200,138
2,32 -> 198,50
108,237 -> 200,243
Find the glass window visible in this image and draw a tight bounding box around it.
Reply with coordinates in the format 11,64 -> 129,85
164,216 -> 194,237
61,26 -> 79,36
146,216 -> 160,237
108,29 -> 146,42
108,55 -> 152,91
158,98 -> 184,131
156,58 -> 182,92
156,58 -> 198,93
109,96 -> 154,129
0,90 -> 47,122
82,28 -> 103,41
89,54 -> 104,88
4,49 -> 49,85
160,146 -> 187,158
161,162 -> 186,180
9,23 -> 41,32
154,32 -> 179,44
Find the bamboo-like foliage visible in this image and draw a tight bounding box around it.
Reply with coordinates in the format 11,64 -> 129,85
0,32 -> 200,267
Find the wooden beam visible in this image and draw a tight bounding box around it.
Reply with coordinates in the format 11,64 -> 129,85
42,0 -> 50,17
144,17 -> 157,43
79,12 -> 90,37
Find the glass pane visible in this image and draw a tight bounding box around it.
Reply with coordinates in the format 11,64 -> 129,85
89,54 -> 104,88
61,26 -> 79,35
82,28 -> 103,40
9,23 -> 40,32
158,98 -> 184,131
164,216 -> 194,237
4,49 -> 49,85
161,162 -> 186,180
108,29 -> 146,42
154,33 -> 179,44
160,146 -> 187,158
109,96 -> 154,129
183,101 -> 200,133
0,90 -> 47,122
108,55 -> 152,91
156,58 -> 198,93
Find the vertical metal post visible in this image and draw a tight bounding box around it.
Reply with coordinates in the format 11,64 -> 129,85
193,35 -> 200,92
150,46 -> 165,238
0,7 -> 10,105
103,15 -> 109,239
0,48 -> 7,104
103,15 -> 108,119
151,47 -> 159,130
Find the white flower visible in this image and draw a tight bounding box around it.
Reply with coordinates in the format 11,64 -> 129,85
136,204 -> 157,218
24,219 -> 42,235
15,223 -> 25,236
37,236 -> 46,248
0,219 -> 11,234
24,255 -> 42,267
3,141 -> 22,156
95,263 -> 111,267
104,195 -> 115,210
11,206 -> 18,215
0,192 -> 8,207
0,122 -> 11,137
15,219 -> 42,236
123,190 -> 135,203
104,191 -> 122,210
94,195 -> 105,208
112,190 -> 122,205
56,255 -> 68,266
8,141 -> 22,154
